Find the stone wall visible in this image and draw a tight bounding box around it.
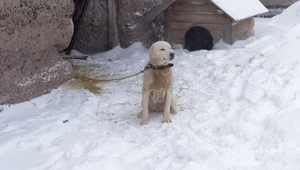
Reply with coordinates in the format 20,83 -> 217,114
0,0 -> 74,104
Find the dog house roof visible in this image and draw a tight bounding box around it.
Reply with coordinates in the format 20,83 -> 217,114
143,0 -> 268,22
211,0 -> 268,21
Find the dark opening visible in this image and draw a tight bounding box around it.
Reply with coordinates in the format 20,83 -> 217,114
184,26 -> 213,51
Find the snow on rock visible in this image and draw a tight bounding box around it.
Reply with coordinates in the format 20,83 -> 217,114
211,0 -> 268,21
17,61 -> 72,87
1,4 -> 300,170
134,12 -> 142,16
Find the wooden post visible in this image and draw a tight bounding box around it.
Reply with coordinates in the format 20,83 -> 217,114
64,0 -> 90,55
223,22 -> 234,45
108,0 -> 118,49
164,8 -> 173,45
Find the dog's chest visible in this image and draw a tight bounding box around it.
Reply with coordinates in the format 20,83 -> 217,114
150,71 -> 172,89
150,89 -> 166,104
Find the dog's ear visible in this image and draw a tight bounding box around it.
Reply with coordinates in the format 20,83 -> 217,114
149,44 -> 154,59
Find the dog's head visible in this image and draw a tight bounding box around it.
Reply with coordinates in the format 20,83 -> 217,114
149,41 -> 175,65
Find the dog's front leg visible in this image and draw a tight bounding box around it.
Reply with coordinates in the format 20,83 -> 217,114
162,89 -> 172,123
171,97 -> 178,114
140,90 -> 150,125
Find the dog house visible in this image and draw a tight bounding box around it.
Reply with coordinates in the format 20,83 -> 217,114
144,0 -> 268,51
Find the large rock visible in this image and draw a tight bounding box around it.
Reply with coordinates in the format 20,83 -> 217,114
72,0 -> 164,53
0,0 -> 74,104
117,0 -> 165,48
73,0 -> 109,54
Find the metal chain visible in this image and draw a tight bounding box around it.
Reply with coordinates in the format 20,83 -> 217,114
74,63 -> 174,82
75,67 -> 148,82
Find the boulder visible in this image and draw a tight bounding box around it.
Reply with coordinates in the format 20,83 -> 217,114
72,0 -> 164,53
117,0 -> 165,48
0,0 -> 74,104
73,0 -> 109,54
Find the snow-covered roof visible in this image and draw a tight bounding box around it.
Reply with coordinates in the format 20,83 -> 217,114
211,0 -> 268,21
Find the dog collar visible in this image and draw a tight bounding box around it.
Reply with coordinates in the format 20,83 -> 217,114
145,63 -> 174,70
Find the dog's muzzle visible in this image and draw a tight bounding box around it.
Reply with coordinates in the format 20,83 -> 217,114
170,52 -> 175,60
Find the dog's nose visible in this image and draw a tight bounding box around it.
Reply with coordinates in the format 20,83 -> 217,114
170,52 -> 175,60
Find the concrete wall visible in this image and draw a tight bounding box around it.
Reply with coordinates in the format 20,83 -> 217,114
0,0 -> 74,104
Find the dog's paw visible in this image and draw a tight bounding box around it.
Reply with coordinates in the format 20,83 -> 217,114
140,119 -> 149,125
162,116 -> 172,123
171,107 -> 178,114
137,112 -> 142,118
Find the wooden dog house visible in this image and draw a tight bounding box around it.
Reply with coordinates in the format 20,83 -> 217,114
143,0 -> 268,51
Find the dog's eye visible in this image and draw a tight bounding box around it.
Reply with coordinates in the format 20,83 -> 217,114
160,48 -> 165,51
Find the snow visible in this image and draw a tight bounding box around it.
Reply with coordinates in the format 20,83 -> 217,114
270,1 -> 300,29
211,0 -> 268,21
134,12 -> 142,16
1,3 -> 300,170
17,61 -> 72,87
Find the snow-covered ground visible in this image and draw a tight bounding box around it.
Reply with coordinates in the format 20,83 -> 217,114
1,2 -> 300,170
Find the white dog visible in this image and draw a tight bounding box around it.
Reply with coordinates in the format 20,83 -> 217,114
138,41 -> 178,125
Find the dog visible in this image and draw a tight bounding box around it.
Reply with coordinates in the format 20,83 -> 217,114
138,41 -> 178,125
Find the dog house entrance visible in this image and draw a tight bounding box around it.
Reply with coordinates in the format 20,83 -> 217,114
184,26 -> 213,51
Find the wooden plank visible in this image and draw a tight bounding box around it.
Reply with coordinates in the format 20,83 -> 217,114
260,0 -> 298,7
169,11 -> 231,24
233,28 -> 253,36
172,30 -> 186,39
172,36 -> 220,46
213,38 -> 220,44
143,0 -> 177,23
245,29 -> 254,37
172,29 -> 223,39
232,30 -> 251,41
172,22 -> 223,32
108,0 -> 118,49
165,10 -> 173,44
223,23 -> 233,44
172,25 -> 223,39
172,37 -> 183,45
232,18 -> 254,34
171,1 -> 219,12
